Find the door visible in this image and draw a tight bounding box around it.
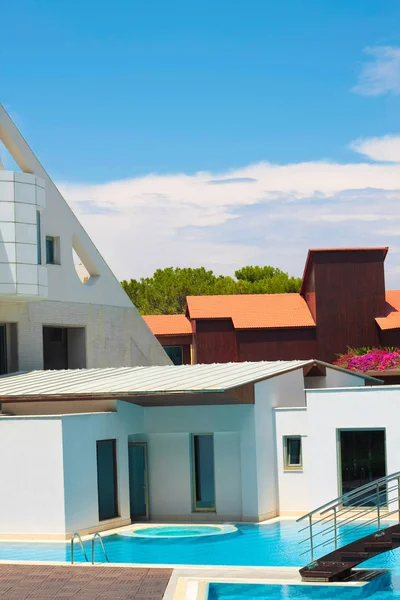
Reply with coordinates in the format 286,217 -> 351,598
128,443 -> 149,520
339,430 -> 386,506
96,439 -> 118,520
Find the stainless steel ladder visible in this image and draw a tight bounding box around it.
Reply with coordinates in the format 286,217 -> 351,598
91,532 -> 109,564
70,532 -> 89,564
70,531 -> 109,564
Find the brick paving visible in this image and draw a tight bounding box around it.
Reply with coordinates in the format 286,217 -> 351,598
0,564 -> 172,599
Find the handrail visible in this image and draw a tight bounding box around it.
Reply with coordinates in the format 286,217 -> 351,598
91,532 -> 109,564
297,470 -> 400,522
71,532 -> 89,564
297,471 -> 400,563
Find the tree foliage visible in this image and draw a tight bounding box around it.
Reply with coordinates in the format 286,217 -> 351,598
121,265 -> 302,315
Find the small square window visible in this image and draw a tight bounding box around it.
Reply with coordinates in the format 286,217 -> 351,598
284,436 -> 302,471
46,236 -> 60,265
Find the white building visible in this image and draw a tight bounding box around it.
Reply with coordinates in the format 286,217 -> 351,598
0,359 -> 385,540
0,103 -> 169,370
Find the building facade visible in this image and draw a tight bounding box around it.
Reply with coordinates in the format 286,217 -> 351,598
0,360 -> 380,539
0,104 -> 169,371
144,247 -> 400,369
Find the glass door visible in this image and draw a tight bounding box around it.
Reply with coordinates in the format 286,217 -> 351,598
339,430 -> 386,506
128,443 -> 149,520
192,434 -> 216,511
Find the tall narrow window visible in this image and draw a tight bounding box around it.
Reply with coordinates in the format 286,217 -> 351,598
192,434 -> 215,511
96,440 -> 118,521
36,211 -> 41,264
0,326 -> 7,375
46,237 -> 54,264
284,436 -> 302,471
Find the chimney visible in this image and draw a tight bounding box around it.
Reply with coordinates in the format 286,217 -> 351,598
301,248 -> 388,363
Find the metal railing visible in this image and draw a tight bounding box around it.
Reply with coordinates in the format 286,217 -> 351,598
91,532 -> 109,564
70,532 -> 89,564
297,471 -> 400,563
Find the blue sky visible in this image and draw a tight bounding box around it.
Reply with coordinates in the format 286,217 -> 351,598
2,0 -> 400,283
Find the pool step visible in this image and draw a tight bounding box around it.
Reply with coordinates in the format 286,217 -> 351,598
300,523 -> 400,582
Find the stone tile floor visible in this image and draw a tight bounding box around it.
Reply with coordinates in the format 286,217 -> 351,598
0,564 -> 172,599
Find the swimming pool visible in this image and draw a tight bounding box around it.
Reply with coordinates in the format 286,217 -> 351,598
208,574 -> 391,600
1,521 -> 400,566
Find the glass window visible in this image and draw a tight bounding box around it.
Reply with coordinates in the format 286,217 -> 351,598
284,436 -> 302,470
192,434 -> 215,511
165,346 -> 183,365
46,237 -> 54,264
96,439 -> 118,521
36,211 -> 41,264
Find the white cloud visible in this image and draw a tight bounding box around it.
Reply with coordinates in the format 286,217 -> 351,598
57,140 -> 400,287
350,135 -> 400,162
353,46 -> 400,96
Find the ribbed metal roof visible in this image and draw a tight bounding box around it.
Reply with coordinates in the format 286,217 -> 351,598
0,361 -> 317,398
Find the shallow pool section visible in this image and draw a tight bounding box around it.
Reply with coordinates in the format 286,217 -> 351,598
120,524 -> 237,539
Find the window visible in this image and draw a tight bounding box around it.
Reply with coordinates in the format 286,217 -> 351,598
165,346 -> 183,365
36,211 -> 41,264
192,434 -> 215,511
96,440 -> 118,521
284,436 -> 302,471
46,236 -> 60,265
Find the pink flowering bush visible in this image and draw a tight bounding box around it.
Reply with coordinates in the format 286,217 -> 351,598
334,347 -> 400,372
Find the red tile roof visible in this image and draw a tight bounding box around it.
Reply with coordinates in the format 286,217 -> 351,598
376,291 -> 400,331
186,294 -> 315,329
143,314 -> 192,336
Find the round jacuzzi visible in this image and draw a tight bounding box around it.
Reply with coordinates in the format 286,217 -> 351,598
119,524 -> 238,539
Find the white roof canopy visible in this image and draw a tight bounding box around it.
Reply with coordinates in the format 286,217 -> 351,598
0,360 -> 379,401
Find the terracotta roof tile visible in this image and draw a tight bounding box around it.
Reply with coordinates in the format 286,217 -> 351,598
186,294 -> 315,329
376,291 -> 400,331
143,314 -> 192,336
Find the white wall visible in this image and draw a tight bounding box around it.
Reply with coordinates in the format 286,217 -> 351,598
62,402 -> 144,534
0,416 -> 65,535
305,367 -> 368,389
305,385 -> 400,511
252,370 -> 307,520
274,408 -> 309,514
143,405 -> 247,520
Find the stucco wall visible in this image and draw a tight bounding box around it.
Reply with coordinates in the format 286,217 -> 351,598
252,369 -> 307,520
305,368 -> 368,389
62,403 -> 145,534
143,405 -> 247,520
305,386 -> 400,511
0,299 -> 169,371
274,407 -> 309,514
0,416 -> 65,536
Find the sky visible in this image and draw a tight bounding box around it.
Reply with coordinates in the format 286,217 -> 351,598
2,0 -> 400,285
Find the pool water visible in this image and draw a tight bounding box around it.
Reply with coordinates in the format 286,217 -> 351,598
1,521 -> 400,566
127,525 -> 223,538
208,574 -> 393,600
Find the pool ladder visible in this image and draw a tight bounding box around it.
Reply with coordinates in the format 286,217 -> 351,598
70,531 -> 109,565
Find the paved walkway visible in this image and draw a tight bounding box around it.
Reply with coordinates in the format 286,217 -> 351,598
0,564 -> 172,599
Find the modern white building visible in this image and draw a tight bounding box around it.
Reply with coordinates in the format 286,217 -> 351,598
0,359 -> 386,540
0,103 -> 169,370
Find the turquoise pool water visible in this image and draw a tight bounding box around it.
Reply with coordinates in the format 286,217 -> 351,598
208,574 -> 393,600
1,521 -> 400,566
126,525 -> 223,538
